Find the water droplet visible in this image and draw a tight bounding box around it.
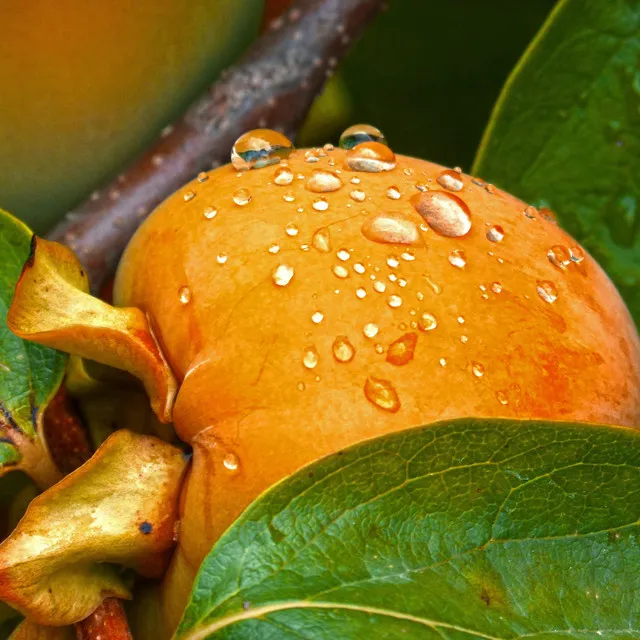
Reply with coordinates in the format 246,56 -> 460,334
233,188 -> 252,206
570,246 -> 585,263
283,191 -> 296,203
217,253 -> 228,265
356,287 -> 367,299
297,381 -> 306,392
537,280 -> 558,304
401,250 -> 415,261
197,172 -> 209,183
388,294 -> 402,308
436,170 -> 464,192
339,123 -> 387,150
332,336 -> 355,363
491,282 -> 503,294
337,249 -> 351,261
178,286 -> 191,305
311,311 -> 324,324
397,278 -> 407,287
364,376 -> 400,413
386,185 -> 401,200
485,184 -> 496,194
350,189 -> 366,202
496,390 -> 508,405
312,227 -> 331,253
204,206 -> 218,220
486,225 -> 504,242
418,312 -> 437,331
285,223 -> 299,237
403,168 -> 415,177
312,197 -> 329,211
548,245 -> 571,269
274,166 -> 294,186
386,256 -> 400,268
412,191 -> 472,237
268,243 -> 280,254
439,358 -> 447,367
272,264 -> 294,287
448,250 -> 467,268
350,176 -> 361,185
231,129 -> 293,170
471,362 -> 485,377
332,265 -> 349,279
223,453 -> 239,471
183,190 -> 196,202
373,280 -> 386,293
539,207 -> 557,223
306,170 -> 343,193
387,332 -> 418,366
363,323 -> 379,338
523,205 -> 537,220
460,335 -> 469,344
324,143 -> 335,151
303,346 -> 319,369
345,142 -> 396,172
457,316 -> 465,324
353,262 -> 366,274
361,215 -> 420,246
305,150 -> 319,163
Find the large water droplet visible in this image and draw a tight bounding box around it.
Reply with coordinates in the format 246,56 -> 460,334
387,332 -> 418,366
364,377 -> 400,413
361,215 -> 420,245
412,191 -> 471,237
448,250 -> 467,268
231,129 -> 293,170
436,170 -> 464,192
274,166 -> 294,186
345,142 -> 396,172
223,452 -> 239,471
537,280 -> 558,303
233,188 -> 252,206
306,170 -> 343,193
332,336 -> 355,363
178,286 -> 191,305
548,245 -> 571,269
418,312 -> 437,331
312,227 -> 331,253
272,264 -> 294,287
486,225 -> 504,242
373,280 -> 386,293
339,124 -> 387,150
303,346 -> 319,369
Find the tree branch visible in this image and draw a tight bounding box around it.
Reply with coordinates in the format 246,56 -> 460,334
48,0 -> 386,292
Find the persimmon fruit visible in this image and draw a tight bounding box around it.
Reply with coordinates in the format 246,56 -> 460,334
107,133 -> 640,629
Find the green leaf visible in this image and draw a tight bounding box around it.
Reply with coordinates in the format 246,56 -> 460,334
472,0 -> 640,324
176,418 -> 640,639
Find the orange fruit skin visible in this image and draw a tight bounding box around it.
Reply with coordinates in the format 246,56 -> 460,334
114,148 -> 640,629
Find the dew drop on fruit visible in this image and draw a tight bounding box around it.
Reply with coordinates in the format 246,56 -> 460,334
387,255 -> 400,268
570,245 -> 585,263
471,362 -> 485,377
364,376 -> 400,413
311,311 -> 324,324
268,243 -> 280,254
448,249 -> 467,268
204,206 -> 217,220
285,223 -> 299,237
536,280 -> 558,303
496,390 -> 508,405
305,150 -> 319,163
386,332 -> 418,366
418,312 -> 437,331
333,265 -> 349,279
272,264 -> 294,287
401,250 -> 415,261
350,189 -> 366,202
178,286 -> 191,305
548,245 -> 571,270
356,287 -> 367,299
486,225 -> 504,242
231,129 -> 293,170
373,280 -> 386,293
332,336 -> 355,363
354,262 -> 366,274
339,124 -> 387,150
312,227 -> 331,253
361,214 -> 420,245
351,176 -> 361,185
337,249 -> 351,261
387,294 -> 403,308
216,253 -> 228,265
363,322 -> 379,338
491,282 -> 503,294
223,453 -> 239,471
197,172 -> 209,183
523,205 -> 537,220
345,142 -> 396,172
303,346 -> 319,369
183,190 -> 196,202
306,170 -> 343,193
436,170 -> 464,192
311,197 -> 328,211
412,191 -> 472,237
274,166 -> 294,186
233,188 -> 252,206
283,191 -> 295,203
386,185 -> 401,200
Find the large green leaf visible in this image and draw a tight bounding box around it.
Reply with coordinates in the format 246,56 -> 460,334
0,210 -> 67,482
472,0 -> 640,324
176,418 -> 640,639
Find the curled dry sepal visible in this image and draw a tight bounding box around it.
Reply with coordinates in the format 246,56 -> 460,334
0,430 -> 187,626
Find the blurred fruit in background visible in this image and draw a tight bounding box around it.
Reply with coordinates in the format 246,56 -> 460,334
0,0 -> 263,232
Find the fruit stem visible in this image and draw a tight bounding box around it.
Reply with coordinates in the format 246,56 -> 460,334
75,598 -> 133,640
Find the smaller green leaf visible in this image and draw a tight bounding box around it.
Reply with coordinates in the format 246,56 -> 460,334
177,418 -> 640,640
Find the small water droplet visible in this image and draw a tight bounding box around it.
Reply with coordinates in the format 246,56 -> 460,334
303,346 -> 319,369
345,142 -> 396,172
403,168 -> 415,177
178,286 -> 191,305
350,176 -> 361,185
485,184 -> 496,194
439,358 -> 447,367
386,332 -> 418,366
306,170 -> 343,193
339,124 -> 387,150
418,312 -> 437,331
523,205 -> 537,220
448,250 -> 467,268
274,166 -> 294,185
460,335 -> 469,344
233,188 -> 252,206
297,381 -> 306,392
387,256 -> 400,268
184,190 -> 196,202
337,249 -> 351,261
272,264 -> 295,287
285,223 -> 299,237
332,265 -> 349,279
350,189 -> 366,202
436,170 -> 464,192
496,390 -> 508,405
362,215 -> 420,246
401,250 -> 415,261
491,282 -> 503,294
386,185 -> 401,200
231,129 -> 293,170
311,311 -> 324,324
305,150 -> 319,163
412,191 -> 472,237
204,206 -> 218,220
283,191 -> 296,203
223,453 -> 239,471
570,246 -> 585,263
536,280 -> 558,303
330,335 -> 355,363
268,243 -> 280,254
356,287 -> 367,299
548,245 -> 571,269
353,262 -> 366,274
363,323 -> 379,338
312,197 -> 329,211
197,172 -> 209,183
486,225 -> 504,242
312,227 -> 331,252
217,253 -> 228,265
457,316 -> 465,324
324,142 -> 335,151
364,376 -> 400,413
373,280 -> 386,293
539,207 -> 557,223
471,362 -> 485,377
387,294 -> 402,308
